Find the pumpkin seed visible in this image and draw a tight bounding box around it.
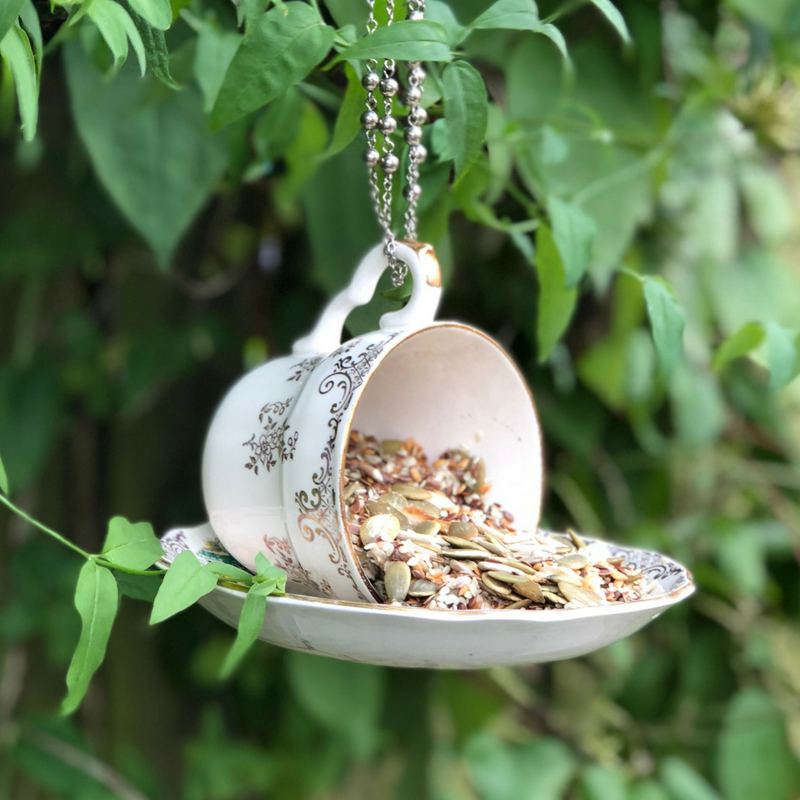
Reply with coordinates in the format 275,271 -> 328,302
413,520 -> 441,536
342,481 -> 361,501
443,535 -> 487,551
485,571 -> 528,585
406,499 -> 441,517
492,557 -> 536,575
444,549 -> 493,560
473,538 -> 508,557
514,580 -> 545,602
360,514 -> 399,545
542,590 -> 566,605
545,571 -> 583,587
567,528 -> 587,550
556,554 -> 589,570
381,491 -> 408,510
505,598 -> 532,610
384,561 -> 412,601
393,483 -> 432,501
558,582 -> 605,607
408,579 -> 438,597
448,521 -> 478,540
379,439 -> 405,457
481,574 -> 512,596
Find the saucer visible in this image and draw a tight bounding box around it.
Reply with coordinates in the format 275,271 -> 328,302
158,523 -> 694,669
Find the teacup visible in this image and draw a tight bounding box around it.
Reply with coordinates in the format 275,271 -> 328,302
202,241 -> 544,602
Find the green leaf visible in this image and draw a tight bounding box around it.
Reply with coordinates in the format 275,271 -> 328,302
326,63 -> 363,157
209,563 -> 255,582
588,0 -> 631,45
150,550 -> 218,624
336,19 -> 452,62
0,0 -> 25,43
549,197 -> 596,287
181,9 -> 240,111
211,2 -> 334,129
712,321 -> 765,372
88,0 -> 146,75
126,2 -> 180,87
62,561 -> 119,715
287,652 -> 386,758
642,276 -> 685,377
0,450 -> 7,494
716,688 -> 800,800
661,757 -> 723,800
0,23 -> 38,140
19,0 -> 41,80
765,322 -> 800,391
426,0 -> 464,46
115,571 -> 161,601
463,0 -> 568,60
219,585 -> 267,678
127,0 -> 171,31
64,42 -> 229,266
101,516 -> 163,571
442,60 -> 488,178
254,552 -> 287,591
464,732 -> 577,800
535,224 -> 578,362
580,764 -> 630,800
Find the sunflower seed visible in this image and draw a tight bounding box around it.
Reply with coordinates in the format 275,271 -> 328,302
408,579 -> 439,597
360,514 -> 400,545
393,483 -> 432,500
385,561 -> 412,601
514,580 -> 545,602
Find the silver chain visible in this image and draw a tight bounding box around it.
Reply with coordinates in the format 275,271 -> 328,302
361,1 -> 427,286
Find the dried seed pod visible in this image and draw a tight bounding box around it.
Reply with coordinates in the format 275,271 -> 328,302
385,561 -> 412,601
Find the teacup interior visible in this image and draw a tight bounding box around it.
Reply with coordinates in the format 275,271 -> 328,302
349,324 -> 543,533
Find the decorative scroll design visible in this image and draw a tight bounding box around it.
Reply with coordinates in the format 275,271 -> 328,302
295,337 -> 399,602
608,546 -> 689,589
287,356 -> 322,382
243,397 -> 295,474
263,535 -> 332,597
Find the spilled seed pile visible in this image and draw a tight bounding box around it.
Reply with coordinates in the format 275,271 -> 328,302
344,432 -> 660,610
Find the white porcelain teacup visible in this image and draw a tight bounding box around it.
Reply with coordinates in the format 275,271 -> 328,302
202,241 -> 544,602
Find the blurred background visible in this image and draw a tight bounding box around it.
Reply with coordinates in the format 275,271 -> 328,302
2,0 -> 800,797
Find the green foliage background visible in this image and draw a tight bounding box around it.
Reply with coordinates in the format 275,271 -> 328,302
2,0 -> 800,797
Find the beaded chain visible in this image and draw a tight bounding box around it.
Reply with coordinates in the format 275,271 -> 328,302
360,1 -> 427,286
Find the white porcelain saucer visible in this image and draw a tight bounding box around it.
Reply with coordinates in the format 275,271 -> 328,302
159,523 -> 694,669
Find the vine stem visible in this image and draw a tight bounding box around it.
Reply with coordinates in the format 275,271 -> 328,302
0,493 -> 91,560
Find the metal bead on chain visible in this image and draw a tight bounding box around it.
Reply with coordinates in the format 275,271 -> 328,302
360,0 -> 427,286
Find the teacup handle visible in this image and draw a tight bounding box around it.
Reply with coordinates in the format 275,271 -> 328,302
292,240 -> 442,356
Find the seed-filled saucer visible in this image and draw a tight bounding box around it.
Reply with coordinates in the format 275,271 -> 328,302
159,523 -> 694,669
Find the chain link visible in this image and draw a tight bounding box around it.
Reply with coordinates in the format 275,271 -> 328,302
361,1 -> 426,286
